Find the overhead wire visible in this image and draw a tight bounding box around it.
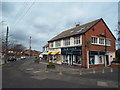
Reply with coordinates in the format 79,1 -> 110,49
11,0 -> 36,31
8,0 -> 36,45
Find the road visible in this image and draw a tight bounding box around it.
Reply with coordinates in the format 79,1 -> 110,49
2,59 -> 104,88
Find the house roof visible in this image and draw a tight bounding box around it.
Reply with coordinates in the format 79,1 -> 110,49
43,44 -> 48,48
48,18 -> 101,42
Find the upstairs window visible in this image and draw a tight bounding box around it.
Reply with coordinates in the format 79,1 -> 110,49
55,40 -> 61,47
92,37 -> 98,44
99,38 -> 105,45
106,39 -> 111,46
63,38 -> 70,46
50,42 -> 53,48
74,36 -> 80,45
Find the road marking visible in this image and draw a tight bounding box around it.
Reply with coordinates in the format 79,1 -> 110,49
26,68 -> 33,71
39,62 -> 48,65
30,76 -> 46,80
97,81 -> 108,87
33,71 -> 41,73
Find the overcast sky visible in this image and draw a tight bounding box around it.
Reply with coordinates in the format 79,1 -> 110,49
1,0 -> 119,51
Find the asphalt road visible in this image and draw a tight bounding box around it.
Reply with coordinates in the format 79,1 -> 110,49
2,60 -> 103,88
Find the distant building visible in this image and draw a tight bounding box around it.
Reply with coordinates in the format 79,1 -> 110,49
45,18 -> 116,68
41,44 -> 49,60
23,50 -> 41,56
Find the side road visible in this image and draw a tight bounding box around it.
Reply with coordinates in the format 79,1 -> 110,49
19,59 -> 119,88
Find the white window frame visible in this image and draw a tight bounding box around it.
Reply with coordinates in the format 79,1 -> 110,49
74,36 -> 80,45
99,38 -> 105,45
63,38 -> 70,46
92,36 -> 98,44
106,39 -> 111,46
91,36 -> 111,46
55,40 -> 61,47
50,42 -> 54,48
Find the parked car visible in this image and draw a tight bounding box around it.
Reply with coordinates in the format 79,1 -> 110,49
20,56 -> 26,60
7,56 -> 16,62
111,60 -> 120,65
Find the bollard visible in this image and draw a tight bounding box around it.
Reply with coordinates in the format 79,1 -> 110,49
102,68 -> 105,74
93,68 -> 95,74
110,68 -> 113,72
58,71 -> 63,75
79,70 -> 82,75
44,68 -> 49,73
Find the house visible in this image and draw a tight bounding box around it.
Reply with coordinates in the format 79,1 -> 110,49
47,18 -> 116,68
41,44 -> 49,60
23,50 -> 41,56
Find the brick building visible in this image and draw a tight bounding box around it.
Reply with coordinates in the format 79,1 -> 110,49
46,18 -> 116,68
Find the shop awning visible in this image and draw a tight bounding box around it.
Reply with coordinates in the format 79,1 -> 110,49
46,51 -> 52,55
41,51 -> 47,55
51,51 -> 60,55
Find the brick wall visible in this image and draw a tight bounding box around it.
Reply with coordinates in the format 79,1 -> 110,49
82,19 -> 116,68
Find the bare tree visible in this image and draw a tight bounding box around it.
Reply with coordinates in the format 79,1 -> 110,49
12,44 -> 26,55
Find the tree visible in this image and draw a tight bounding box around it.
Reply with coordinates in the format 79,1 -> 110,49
116,49 -> 120,61
12,44 -> 26,55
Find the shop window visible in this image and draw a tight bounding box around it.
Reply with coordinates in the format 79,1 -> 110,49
62,55 -> 68,62
99,56 -> 102,64
89,56 -> 95,65
74,55 -> 82,64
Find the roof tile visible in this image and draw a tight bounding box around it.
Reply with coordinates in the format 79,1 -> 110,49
49,18 -> 101,42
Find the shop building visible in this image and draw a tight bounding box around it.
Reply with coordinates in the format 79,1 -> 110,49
47,18 -> 116,68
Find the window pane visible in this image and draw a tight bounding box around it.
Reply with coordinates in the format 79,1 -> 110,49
74,36 -> 80,44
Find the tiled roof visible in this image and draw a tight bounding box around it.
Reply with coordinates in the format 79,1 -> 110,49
48,18 -> 101,42
43,44 -> 48,48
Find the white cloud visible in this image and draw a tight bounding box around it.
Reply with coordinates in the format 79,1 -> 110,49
1,2 -> 118,51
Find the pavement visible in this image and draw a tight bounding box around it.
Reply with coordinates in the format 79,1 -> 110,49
2,59 -> 104,88
19,58 -> 120,88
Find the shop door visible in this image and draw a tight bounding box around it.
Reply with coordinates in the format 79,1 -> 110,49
69,55 -> 71,65
106,55 -> 109,65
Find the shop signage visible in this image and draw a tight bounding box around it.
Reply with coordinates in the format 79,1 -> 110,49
61,46 -> 82,55
89,51 -> 105,55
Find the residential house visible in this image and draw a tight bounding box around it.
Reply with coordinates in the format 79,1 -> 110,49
47,18 -> 116,68
23,50 -> 41,56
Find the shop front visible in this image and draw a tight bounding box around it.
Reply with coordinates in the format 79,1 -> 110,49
89,51 -> 105,67
61,46 -> 82,66
51,51 -> 61,64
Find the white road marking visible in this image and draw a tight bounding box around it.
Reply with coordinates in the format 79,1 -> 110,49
26,68 -> 34,71
97,81 -> 108,87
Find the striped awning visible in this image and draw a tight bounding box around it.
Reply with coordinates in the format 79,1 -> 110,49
46,51 -> 52,55
51,51 -> 60,55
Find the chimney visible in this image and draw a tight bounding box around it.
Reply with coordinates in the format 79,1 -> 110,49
76,24 -> 80,27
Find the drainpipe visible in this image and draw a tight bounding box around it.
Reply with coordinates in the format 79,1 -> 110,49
104,29 -> 107,67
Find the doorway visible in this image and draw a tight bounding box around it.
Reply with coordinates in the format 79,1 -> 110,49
106,55 -> 109,65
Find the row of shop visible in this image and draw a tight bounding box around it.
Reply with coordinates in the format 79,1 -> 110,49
42,46 -> 111,67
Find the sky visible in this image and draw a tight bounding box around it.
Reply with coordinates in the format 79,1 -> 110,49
0,0 -> 119,51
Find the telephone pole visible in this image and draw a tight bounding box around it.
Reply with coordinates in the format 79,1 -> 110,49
5,26 -> 9,64
29,36 -> 31,59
